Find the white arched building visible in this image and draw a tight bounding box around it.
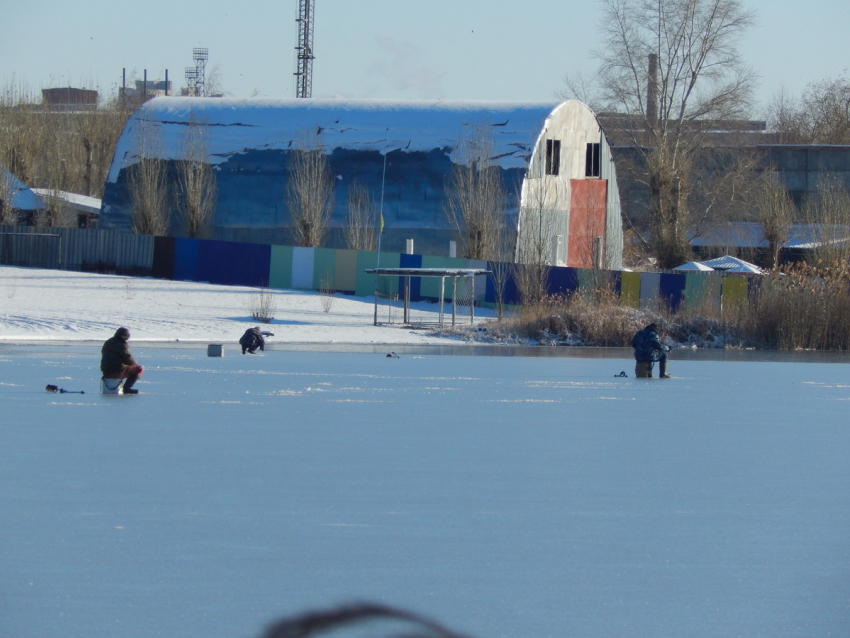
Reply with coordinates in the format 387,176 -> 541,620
517,100 -> 622,269
101,98 -> 622,269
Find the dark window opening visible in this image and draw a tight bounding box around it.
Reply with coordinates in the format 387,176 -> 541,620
545,139 -> 561,176
585,142 -> 601,177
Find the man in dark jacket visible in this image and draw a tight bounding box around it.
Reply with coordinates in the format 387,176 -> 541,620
240,326 -> 265,354
101,327 -> 144,394
630,323 -> 670,378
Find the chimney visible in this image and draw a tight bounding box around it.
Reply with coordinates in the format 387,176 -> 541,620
647,53 -> 658,127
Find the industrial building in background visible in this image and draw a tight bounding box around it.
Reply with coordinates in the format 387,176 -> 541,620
99,97 -> 624,270
294,0 -> 315,98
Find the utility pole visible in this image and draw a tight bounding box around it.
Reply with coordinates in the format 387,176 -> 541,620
294,0 -> 315,98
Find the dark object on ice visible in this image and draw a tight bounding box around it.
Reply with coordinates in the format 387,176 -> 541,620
615,371 -> 627,377
123,388 -> 139,395
261,331 -> 275,337
386,352 -> 399,358
240,326 -> 265,354
261,602 -> 471,638
46,384 -> 85,394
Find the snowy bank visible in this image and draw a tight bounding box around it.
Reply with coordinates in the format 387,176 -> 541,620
0,266 -> 493,346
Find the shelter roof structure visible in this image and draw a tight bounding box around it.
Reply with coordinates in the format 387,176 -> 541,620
673,261 -> 714,272
365,267 -> 490,328
700,255 -> 763,274
1,164 -> 46,212
31,189 -> 101,216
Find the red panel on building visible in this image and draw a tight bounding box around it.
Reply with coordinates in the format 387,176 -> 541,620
567,180 -> 607,269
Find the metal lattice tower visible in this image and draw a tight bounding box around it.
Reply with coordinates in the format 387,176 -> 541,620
185,47 -> 209,96
294,0 -> 315,98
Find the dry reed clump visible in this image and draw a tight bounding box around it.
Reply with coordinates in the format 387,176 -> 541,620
472,264 -> 850,351
665,295 -> 743,348
741,263 -> 850,350
493,288 -> 665,346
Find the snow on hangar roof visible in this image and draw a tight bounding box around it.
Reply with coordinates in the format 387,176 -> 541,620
108,97 -> 569,182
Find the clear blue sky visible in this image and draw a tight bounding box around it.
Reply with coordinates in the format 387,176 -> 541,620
3,0 -> 848,116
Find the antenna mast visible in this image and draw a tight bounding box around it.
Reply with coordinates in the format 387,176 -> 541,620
294,0 -> 315,98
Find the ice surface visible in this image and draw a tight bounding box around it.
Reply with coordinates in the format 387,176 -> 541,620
2,344 -> 850,638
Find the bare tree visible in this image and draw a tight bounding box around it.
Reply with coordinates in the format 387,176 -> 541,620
444,125 -> 506,260
752,170 -> 795,269
176,112 -> 217,238
344,180 -> 378,251
768,75 -> 850,144
802,175 -> 850,267
128,121 -> 171,236
35,189 -> 75,228
593,0 -> 757,269
514,179 -> 556,305
205,63 -> 227,97
285,132 -> 334,248
488,220 -> 513,320
0,167 -> 18,225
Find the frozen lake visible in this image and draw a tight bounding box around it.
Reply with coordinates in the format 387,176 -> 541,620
2,344 -> 850,638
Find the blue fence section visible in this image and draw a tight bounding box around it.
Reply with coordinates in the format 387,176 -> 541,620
172,238 -> 200,282
196,240 -> 272,287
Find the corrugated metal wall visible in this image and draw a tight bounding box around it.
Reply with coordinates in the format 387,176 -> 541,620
0,225 -> 154,273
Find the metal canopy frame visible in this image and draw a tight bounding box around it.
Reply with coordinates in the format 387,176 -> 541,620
365,267 -> 490,327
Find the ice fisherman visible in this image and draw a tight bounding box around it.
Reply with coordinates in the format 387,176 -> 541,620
240,326 -> 265,354
630,323 -> 671,379
100,327 -> 144,394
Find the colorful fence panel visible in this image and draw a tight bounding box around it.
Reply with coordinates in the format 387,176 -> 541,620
269,245 -> 293,290
659,273 -> 686,311
291,247 -> 315,290
196,240 -> 271,287
2,225 -> 768,318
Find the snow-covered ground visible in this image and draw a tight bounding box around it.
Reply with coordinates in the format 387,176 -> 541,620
0,266 -> 491,345
3,266 -> 850,638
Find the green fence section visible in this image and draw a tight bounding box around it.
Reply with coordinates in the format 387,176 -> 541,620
269,245 -> 293,289
684,272 -> 722,313
334,249 -> 358,293
620,271 -> 641,308
721,276 -> 749,308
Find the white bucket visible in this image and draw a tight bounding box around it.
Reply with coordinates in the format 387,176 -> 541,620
101,377 -> 122,394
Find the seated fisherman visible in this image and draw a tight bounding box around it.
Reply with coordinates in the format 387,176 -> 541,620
101,327 -> 144,394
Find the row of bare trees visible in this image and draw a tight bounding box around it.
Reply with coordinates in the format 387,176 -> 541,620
0,86 -> 131,226
126,114 -> 218,237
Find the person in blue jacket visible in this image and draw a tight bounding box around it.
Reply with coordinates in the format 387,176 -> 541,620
630,323 -> 670,378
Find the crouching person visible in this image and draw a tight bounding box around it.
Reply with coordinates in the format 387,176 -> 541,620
240,326 -> 265,355
101,327 -> 144,394
630,323 -> 670,379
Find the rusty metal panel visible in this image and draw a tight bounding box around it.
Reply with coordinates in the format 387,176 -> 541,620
567,179 -> 608,269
